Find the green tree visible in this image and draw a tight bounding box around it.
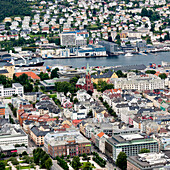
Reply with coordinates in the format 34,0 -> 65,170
73,98 -> 78,104
141,8 -> 148,17
45,158 -> 53,170
159,73 -> 167,79
145,70 -> 156,74
72,156 -> 81,170
0,161 -> 5,170
51,68 -> 59,79
116,152 -> 127,170
39,72 -> 50,81
146,37 -> 152,44
82,162 -> 92,170
139,148 -> 150,153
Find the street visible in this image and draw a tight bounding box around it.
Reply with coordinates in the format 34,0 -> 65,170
91,145 -> 119,170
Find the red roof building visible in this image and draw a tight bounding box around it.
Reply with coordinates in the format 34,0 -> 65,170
15,72 -> 40,80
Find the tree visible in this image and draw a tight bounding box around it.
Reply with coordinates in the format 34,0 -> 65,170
0,162 -> 5,170
82,162 -> 92,170
159,73 -> 167,79
39,72 -> 50,81
141,8 -> 148,17
73,98 -> 78,104
51,68 -> 59,79
45,158 -> 53,170
22,151 -> 28,156
139,148 -> 150,153
146,37 -> 152,44
87,110 -> 93,117
145,70 -> 156,74
11,152 -> 17,157
72,156 -> 81,170
116,152 -> 127,170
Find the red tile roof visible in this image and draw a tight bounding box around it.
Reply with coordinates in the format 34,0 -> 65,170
15,72 -> 40,80
97,132 -> 105,138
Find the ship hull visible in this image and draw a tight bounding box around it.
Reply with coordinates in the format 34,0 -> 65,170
15,62 -> 44,67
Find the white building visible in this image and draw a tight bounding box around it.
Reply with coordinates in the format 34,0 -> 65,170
0,83 -> 24,97
0,124 -> 28,146
113,73 -> 165,90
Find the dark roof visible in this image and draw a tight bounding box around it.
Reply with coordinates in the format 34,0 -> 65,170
114,64 -> 146,72
30,126 -> 53,137
91,70 -> 114,79
4,63 -> 13,66
0,69 -> 8,74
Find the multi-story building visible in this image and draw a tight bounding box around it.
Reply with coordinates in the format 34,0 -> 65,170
0,83 -> 23,97
0,102 -> 5,117
0,124 -> 28,146
105,133 -> 159,161
60,32 -> 76,46
113,72 -> 165,90
127,152 -> 170,170
44,130 -> 91,158
30,125 -> 53,146
98,41 -> 118,54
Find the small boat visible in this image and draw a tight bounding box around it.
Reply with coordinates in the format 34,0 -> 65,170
125,53 -> 133,57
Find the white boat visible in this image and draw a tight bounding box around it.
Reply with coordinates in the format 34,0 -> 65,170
125,53 -> 133,57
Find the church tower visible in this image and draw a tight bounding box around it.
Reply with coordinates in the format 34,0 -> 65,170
85,64 -> 93,92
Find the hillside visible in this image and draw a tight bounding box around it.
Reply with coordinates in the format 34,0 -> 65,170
0,0 -> 32,21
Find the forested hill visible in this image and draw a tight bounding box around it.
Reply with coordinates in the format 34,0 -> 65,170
0,0 -> 32,21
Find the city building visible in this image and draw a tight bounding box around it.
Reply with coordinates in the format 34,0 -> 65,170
0,145 -> 17,156
105,133 -> 159,161
91,70 -> 118,84
76,64 -> 94,92
0,83 -> 24,97
127,152 -> 170,170
0,124 -> 28,146
60,32 -> 76,46
0,102 -> 5,117
98,41 -> 118,54
30,125 -> 53,146
15,71 -> 40,81
75,45 -> 107,57
0,63 -> 15,79
113,72 -> 165,90
44,130 -> 91,158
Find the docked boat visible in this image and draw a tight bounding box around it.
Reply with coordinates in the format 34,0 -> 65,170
125,53 -> 133,57
15,60 -> 44,67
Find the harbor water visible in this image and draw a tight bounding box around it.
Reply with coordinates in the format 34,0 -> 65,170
40,52 -> 170,67
0,52 -> 170,68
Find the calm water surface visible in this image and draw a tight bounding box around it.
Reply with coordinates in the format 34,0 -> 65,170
1,52 -> 170,68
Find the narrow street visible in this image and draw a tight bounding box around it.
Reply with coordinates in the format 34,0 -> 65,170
91,145 -> 119,170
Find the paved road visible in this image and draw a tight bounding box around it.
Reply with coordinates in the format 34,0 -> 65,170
51,160 -> 63,170
91,145 -> 119,170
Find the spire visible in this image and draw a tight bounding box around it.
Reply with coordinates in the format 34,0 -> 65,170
86,63 -> 90,75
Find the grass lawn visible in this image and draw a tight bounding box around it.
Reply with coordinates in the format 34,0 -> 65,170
5,97 -> 11,99
48,94 -> 57,98
80,162 -> 95,169
5,167 -> 11,170
17,166 -> 31,169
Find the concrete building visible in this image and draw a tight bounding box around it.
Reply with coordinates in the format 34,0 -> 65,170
60,32 -> 76,46
127,152 -> 170,170
0,83 -> 23,97
44,130 -> 91,158
113,73 -> 165,90
98,41 -> 118,54
0,63 -> 15,79
0,124 -> 28,146
105,133 -> 159,161
30,125 -> 53,146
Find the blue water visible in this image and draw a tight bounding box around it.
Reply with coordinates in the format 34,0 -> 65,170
0,52 -> 170,68
43,52 -> 170,67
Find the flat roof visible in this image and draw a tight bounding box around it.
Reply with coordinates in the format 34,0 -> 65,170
0,145 -> 15,151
